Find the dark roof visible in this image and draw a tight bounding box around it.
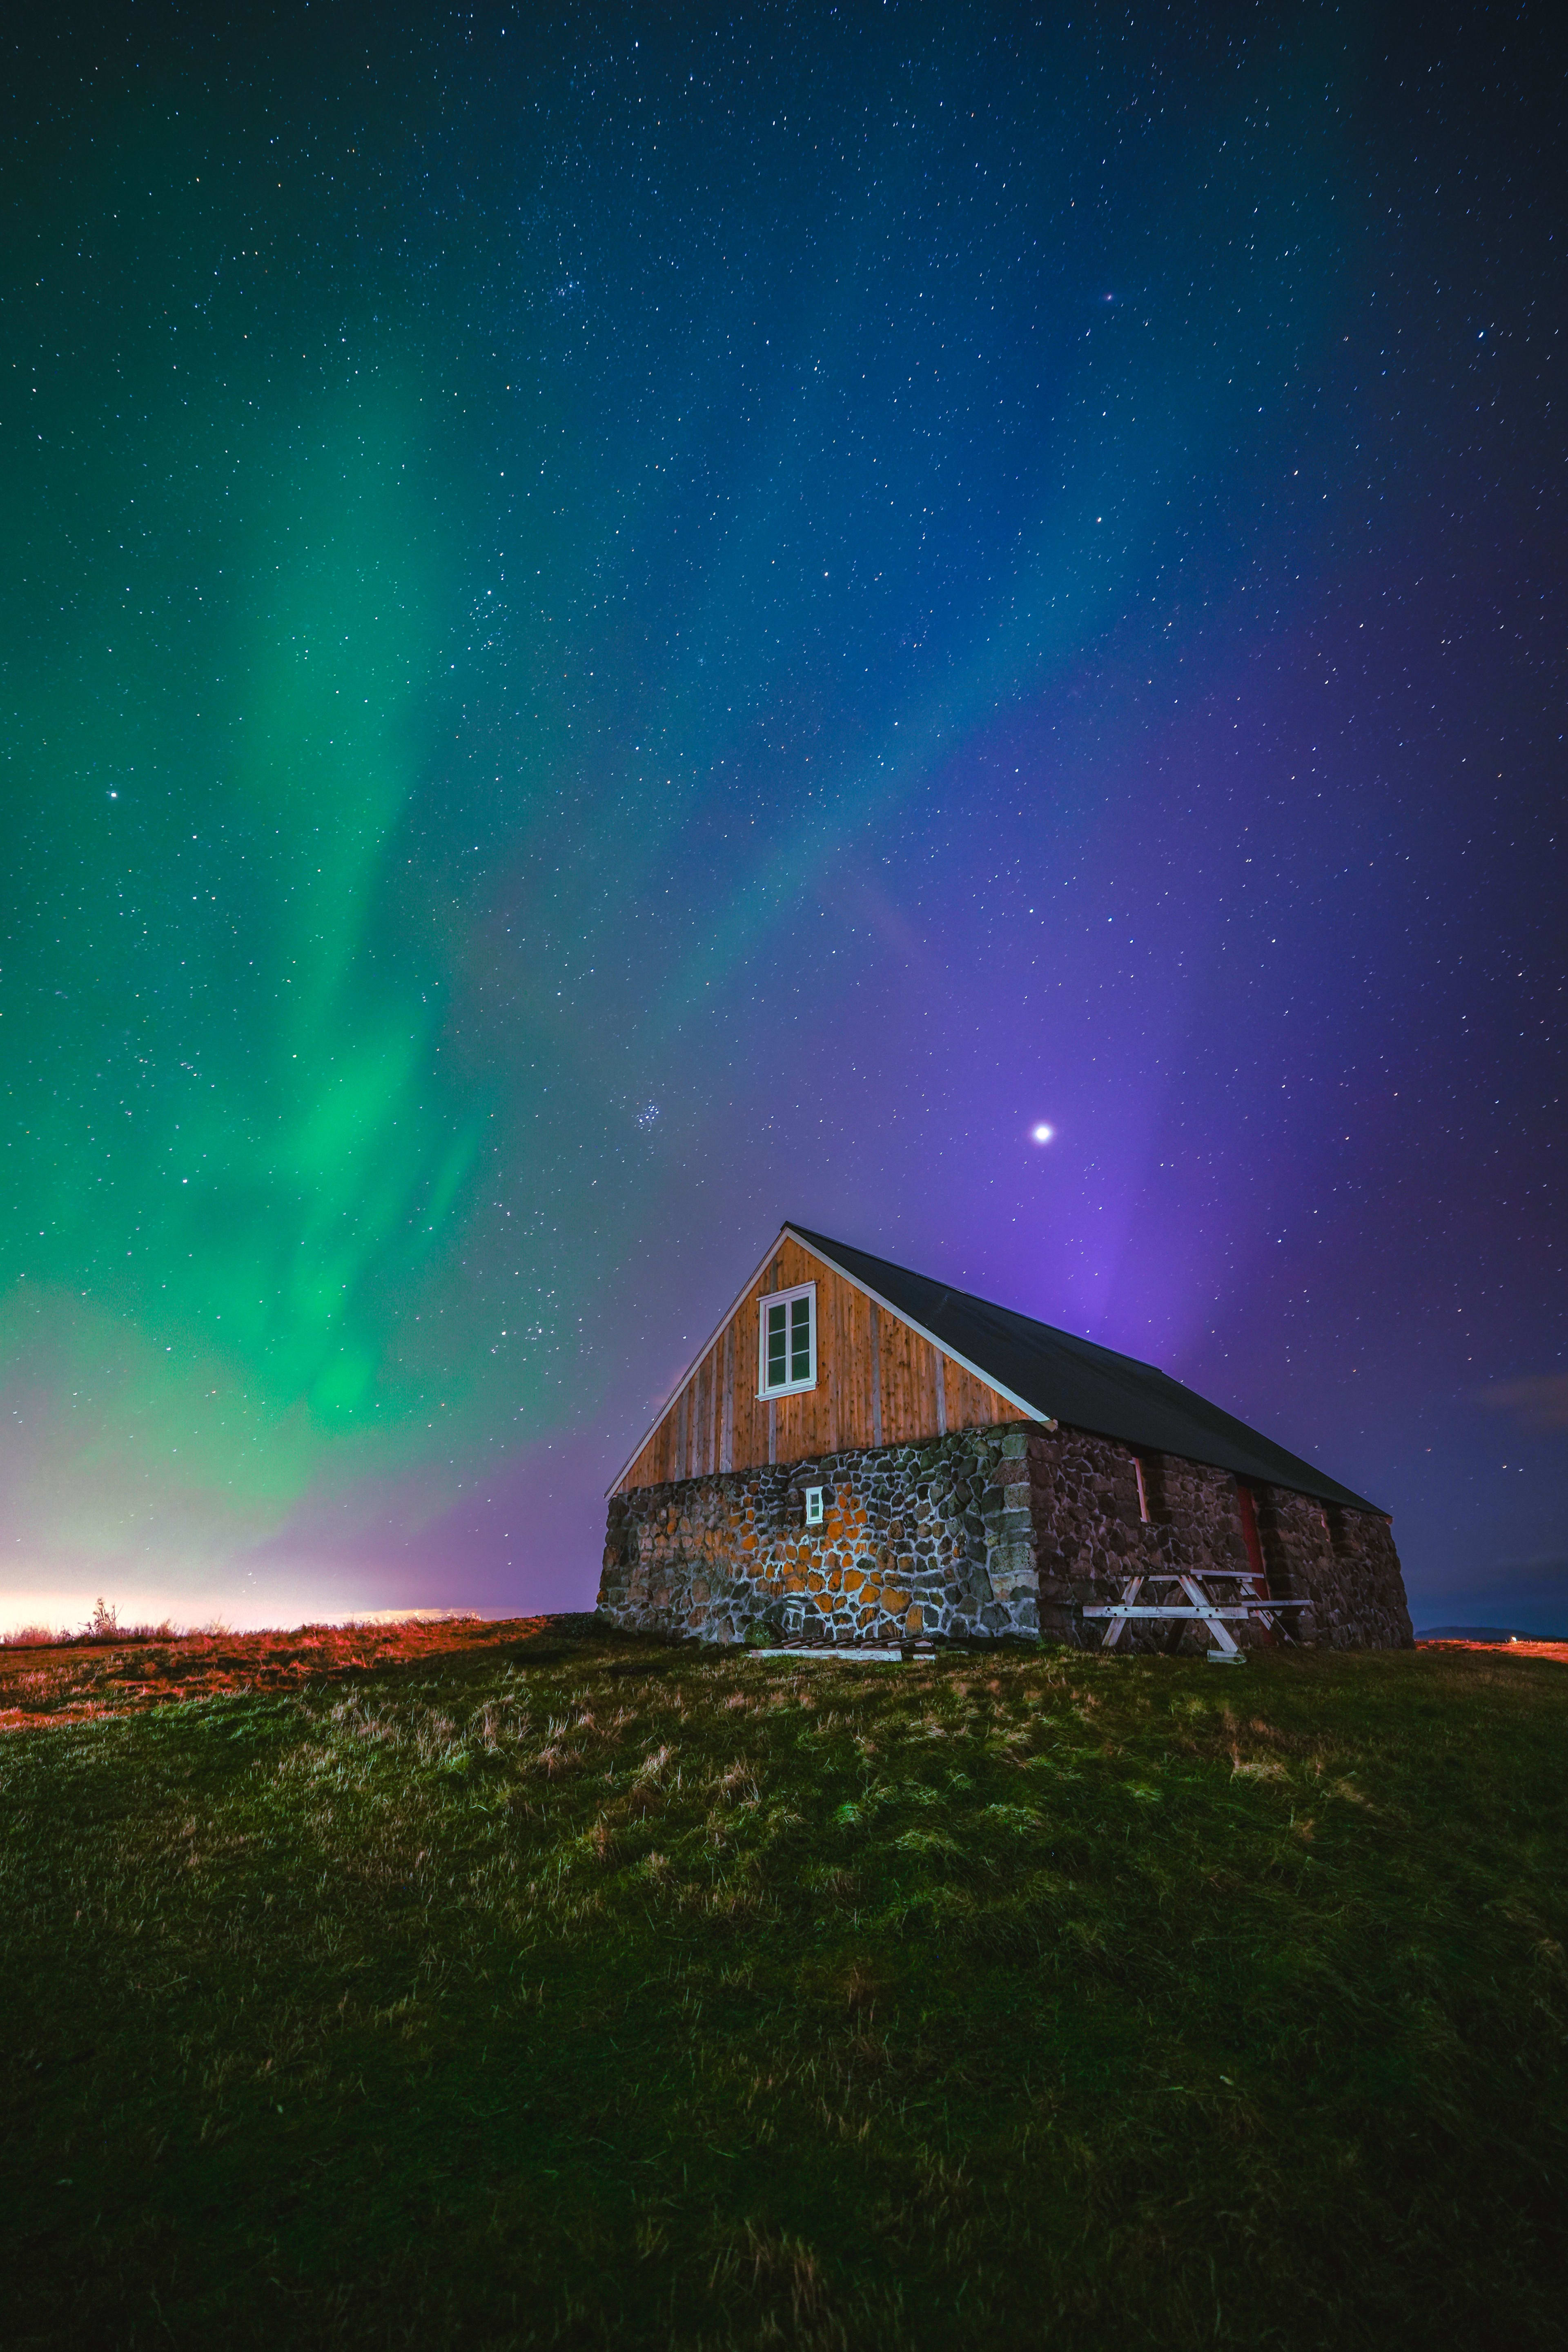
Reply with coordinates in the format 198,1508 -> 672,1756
788,1224 -> 1384,1515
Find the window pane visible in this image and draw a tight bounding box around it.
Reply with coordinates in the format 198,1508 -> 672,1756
766,1301 -> 787,1387
790,1294 -> 811,1382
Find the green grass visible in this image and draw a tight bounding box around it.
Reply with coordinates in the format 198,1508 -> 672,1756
4,1626 -> 1566,2349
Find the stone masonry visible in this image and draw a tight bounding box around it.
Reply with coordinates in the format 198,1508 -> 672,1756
598,1420 -> 1414,1651
1025,1425 -> 1413,1652
600,1427 -> 1039,1646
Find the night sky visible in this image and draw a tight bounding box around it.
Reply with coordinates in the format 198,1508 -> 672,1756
3,4 -> 1563,1636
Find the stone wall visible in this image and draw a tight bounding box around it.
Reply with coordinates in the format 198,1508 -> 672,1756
1254,1488 -> 1414,1651
599,1426 -> 1040,1646
1025,1426 -> 1414,1652
599,1419 -> 1414,1653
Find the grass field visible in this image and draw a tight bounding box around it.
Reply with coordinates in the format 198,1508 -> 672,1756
4,1621 -> 1566,2350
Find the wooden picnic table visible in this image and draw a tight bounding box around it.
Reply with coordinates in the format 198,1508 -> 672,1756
1080,1567 -> 1308,1661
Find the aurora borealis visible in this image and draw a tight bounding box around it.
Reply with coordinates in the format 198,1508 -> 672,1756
3,5 -> 1563,1633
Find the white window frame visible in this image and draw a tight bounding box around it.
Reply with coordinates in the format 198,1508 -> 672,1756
758,1281 -> 817,1398
804,1485 -> 824,1526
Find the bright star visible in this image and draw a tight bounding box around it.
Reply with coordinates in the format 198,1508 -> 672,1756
1031,1124 -> 1054,1145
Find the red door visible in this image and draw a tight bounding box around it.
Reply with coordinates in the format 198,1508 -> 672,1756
1236,1486 -> 1274,1644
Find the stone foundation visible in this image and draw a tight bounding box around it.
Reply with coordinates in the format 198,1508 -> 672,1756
598,1421 -> 1414,1652
599,1426 -> 1040,1646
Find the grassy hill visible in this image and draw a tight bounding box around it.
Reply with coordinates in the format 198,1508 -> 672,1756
3,1621 -> 1566,2349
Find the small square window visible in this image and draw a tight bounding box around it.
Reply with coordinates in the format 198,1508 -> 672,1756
804,1486 -> 824,1526
758,1281 -> 816,1396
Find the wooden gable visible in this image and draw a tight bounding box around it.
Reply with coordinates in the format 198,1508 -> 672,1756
610,1228 -> 1031,1494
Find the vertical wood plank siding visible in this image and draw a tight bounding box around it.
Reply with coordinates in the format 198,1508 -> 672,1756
869,1303 -> 883,1448
616,1238 -> 1020,1492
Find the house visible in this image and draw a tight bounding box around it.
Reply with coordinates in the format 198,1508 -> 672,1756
597,1223 -> 1414,1651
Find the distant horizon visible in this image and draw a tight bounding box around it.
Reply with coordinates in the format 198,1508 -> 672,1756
1417,1625 -> 1568,1646
5,1601 -> 1567,1651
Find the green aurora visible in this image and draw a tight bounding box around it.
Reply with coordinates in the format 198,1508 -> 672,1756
3,103 -> 619,1610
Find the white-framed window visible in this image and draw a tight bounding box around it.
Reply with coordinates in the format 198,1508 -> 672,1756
804,1485 -> 824,1526
758,1281 -> 816,1397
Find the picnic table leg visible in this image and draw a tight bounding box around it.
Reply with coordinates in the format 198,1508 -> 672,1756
1178,1573 -> 1241,1656
1098,1576 -> 1142,1650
